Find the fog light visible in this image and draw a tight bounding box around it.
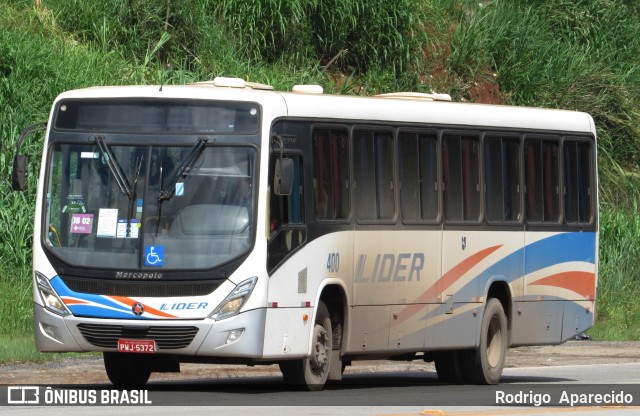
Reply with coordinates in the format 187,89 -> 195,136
41,323 -> 57,341
225,329 -> 245,344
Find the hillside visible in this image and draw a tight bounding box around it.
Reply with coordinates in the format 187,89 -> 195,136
1,0 -> 640,352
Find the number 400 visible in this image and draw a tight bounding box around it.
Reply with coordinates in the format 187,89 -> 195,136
326,253 -> 340,273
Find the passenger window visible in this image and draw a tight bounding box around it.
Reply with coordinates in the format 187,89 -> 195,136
485,136 -> 521,222
399,131 -> 438,221
312,128 -> 349,220
271,155 -> 304,227
443,134 -> 480,221
524,138 -> 560,223
268,154 -> 305,272
564,140 -> 592,223
353,129 -> 395,221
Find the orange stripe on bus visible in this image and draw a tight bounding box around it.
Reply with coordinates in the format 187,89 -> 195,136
110,296 -> 177,318
61,298 -> 88,305
394,245 -> 502,324
528,271 -> 596,298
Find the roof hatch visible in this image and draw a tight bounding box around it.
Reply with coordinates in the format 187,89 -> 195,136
376,91 -> 452,102
190,77 -> 274,90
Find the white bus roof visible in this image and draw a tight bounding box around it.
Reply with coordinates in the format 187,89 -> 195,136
54,81 -> 596,134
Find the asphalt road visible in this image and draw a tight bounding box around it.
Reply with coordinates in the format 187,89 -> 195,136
2,341 -> 640,415
2,362 -> 640,415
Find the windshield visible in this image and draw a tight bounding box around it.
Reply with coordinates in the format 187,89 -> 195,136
45,142 -> 256,270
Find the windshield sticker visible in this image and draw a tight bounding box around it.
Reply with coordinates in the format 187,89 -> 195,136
80,151 -> 99,159
176,182 -> 184,196
96,208 -> 118,237
144,245 -> 165,267
116,219 -> 140,238
136,199 -> 143,219
70,213 -> 93,234
62,195 -> 86,214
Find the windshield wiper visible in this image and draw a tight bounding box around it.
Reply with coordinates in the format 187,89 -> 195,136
125,155 -> 144,237
158,136 -> 208,202
94,135 -> 133,200
155,136 -> 208,235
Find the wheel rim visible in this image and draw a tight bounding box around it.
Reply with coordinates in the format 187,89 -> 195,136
486,314 -> 503,368
310,323 -> 330,375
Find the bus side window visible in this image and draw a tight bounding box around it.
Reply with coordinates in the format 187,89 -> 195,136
271,156 -> 304,229
524,137 -> 560,223
443,134 -> 480,222
398,131 -> 438,222
313,128 -> 349,220
268,155 -> 305,271
353,129 -> 395,221
563,140 -> 592,223
484,136 -> 521,222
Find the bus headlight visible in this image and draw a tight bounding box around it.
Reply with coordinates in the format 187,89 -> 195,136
35,272 -> 70,316
210,277 -> 257,321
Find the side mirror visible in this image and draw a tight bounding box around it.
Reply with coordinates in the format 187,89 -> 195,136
10,121 -> 47,192
274,157 -> 294,196
12,154 -> 27,191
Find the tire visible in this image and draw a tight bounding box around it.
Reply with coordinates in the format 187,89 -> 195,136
279,301 -> 332,391
464,298 -> 508,384
103,352 -> 151,386
434,350 -> 465,383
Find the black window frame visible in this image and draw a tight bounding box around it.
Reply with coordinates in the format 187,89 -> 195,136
523,135 -> 562,225
562,137 -> 594,225
311,125 -> 351,222
442,131 -> 483,224
483,132 -> 523,225
397,128 -> 441,224
352,126 -> 397,224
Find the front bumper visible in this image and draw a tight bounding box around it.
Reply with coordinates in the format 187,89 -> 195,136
34,303 -> 266,358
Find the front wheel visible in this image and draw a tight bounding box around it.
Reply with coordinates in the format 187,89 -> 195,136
463,298 -> 508,384
279,301 -> 332,391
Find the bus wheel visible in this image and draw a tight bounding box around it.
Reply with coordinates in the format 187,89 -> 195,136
464,298 -> 507,384
434,350 -> 464,383
279,301 -> 332,391
103,352 -> 151,386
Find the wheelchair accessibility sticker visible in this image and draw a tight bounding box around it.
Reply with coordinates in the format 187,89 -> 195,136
144,245 -> 165,267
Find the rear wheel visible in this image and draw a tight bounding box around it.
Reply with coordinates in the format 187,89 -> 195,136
103,352 -> 151,386
463,298 -> 507,384
279,301 -> 332,391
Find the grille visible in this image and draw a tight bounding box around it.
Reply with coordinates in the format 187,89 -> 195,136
298,267 -> 307,294
77,324 -> 199,350
61,276 -> 219,297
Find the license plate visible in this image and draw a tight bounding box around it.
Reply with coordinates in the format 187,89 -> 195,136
117,339 -> 156,354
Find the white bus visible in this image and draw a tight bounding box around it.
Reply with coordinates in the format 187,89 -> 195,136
12,77 -> 598,390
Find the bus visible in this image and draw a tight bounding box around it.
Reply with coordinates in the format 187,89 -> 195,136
12,77 -> 598,390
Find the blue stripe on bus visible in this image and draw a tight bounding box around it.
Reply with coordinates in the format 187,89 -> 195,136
50,276 -> 141,318
523,232 -> 596,273
473,231 -> 596,287
67,305 -> 148,320
424,232 -> 596,318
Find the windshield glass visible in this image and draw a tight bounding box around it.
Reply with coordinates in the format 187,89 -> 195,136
45,142 -> 256,270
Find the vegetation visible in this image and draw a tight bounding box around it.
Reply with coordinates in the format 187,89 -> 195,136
1,0 -> 640,361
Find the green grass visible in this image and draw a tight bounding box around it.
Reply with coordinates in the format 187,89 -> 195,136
0,334 -> 98,364
1,0 -> 640,363
590,207 -> 640,340
0,335 -> 49,364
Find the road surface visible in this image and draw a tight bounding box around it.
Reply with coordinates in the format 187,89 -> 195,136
1,341 -> 639,415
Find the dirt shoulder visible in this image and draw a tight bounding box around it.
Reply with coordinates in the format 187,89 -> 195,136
1,340 -> 638,385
